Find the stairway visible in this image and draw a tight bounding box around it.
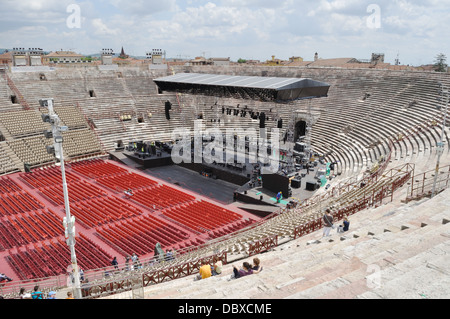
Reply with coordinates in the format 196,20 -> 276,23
5,73 -> 30,110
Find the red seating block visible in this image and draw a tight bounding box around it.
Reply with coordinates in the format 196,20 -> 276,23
95,214 -> 190,257
19,167 -> 80,189
70,159 -> 128,178
129,185 -> 195,210
95,172 -> 158,192
162,200 -> 243,234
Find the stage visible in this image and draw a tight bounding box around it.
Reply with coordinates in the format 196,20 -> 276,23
111,141 -> 174,169
109,140 -> 334,217
234,161 -> 330,209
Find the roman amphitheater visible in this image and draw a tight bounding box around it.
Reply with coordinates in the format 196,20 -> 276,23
0,61 -> 449,300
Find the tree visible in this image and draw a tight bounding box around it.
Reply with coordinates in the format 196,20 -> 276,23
434,53 -> 448,72
237,58 -> 247,64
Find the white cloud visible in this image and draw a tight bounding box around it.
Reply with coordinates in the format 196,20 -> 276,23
108,0 -> 177,16
0,0 -> 448,65
91,18 -> 118,36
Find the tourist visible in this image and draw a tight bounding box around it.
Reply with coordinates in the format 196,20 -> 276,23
276,191 -> 283,203
124,255 -> 131,271
19,288 -> 27,299
165,249 -> 175,261
231,262 -> 253,280
212,257 -> 223,276
322,209 -> 334,237
47,291 -> 57,299
81,279 -> 91,298
131,253 -> 138,269
154,243 -> 165,262
337,217 -> 350,233
0,273 -> 12,283
70,267 -> 84,284
251,258 -> 263,274
111,256 -> 119,270
131,253 -> 141,270
31,285 -> 43,299
66,291 -> 74,299
79,267 -> 85,281
196,260 -> 212,281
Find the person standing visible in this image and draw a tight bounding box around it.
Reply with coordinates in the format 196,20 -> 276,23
154,243 -> 165,262
276,191 -> 283,203
131,253 -> 139,270
322,209 -> 334,237
124,255 -> 131,271
112,257 -> 119,271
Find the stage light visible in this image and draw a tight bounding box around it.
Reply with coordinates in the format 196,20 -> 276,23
46,145 -> 55,155
41,114 -> 51,123
39,99 -> 50,107
55,136 -> 64,144
43,130 -> 53,139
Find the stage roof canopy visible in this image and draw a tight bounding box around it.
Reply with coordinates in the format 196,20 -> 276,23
154,73 -> 330,102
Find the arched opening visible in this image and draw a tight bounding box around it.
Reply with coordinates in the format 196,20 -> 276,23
294,121 -> 307,142
10,95 -> 18,104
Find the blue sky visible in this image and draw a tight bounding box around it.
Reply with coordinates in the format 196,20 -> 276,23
0,0 -> 449,65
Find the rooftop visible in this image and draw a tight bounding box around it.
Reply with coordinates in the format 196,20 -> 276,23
45,51 -> 85,58
154,73 -> 331,101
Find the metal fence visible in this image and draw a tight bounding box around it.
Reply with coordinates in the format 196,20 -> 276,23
407,165 -> 450,202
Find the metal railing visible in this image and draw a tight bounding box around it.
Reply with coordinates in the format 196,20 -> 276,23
407,165 -> 450,202
294,163 -> 415,239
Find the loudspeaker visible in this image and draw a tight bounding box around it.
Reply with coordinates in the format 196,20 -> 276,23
277,119 -> 283,129
294,143 -> 306,153
259,112 -> 266,129
291,179 -> 301,189
24,163 -> 32,173
165,101 -> 172,120
306,182 -> 316,191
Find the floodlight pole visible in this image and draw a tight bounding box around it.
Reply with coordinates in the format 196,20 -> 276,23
432,85 -> 449,198
44,99 -> 82,299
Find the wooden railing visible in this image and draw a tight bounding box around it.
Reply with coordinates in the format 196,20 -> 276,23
82,251 -> 227,299
248,235 -> 278,257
